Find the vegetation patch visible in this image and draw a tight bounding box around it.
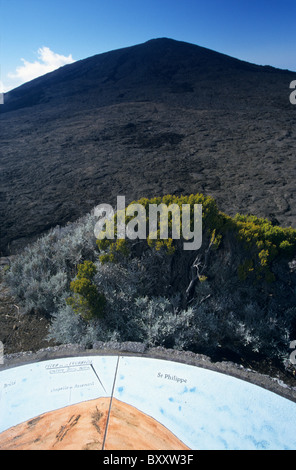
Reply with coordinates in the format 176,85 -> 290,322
3,194 -> 296,371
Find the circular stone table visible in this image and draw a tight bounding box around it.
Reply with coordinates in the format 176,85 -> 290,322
0,342 -> 296,450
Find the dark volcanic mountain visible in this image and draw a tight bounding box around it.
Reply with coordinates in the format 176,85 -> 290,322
1,38 -> 296,255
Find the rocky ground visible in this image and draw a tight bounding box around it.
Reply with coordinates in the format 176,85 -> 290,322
1,101 -> 296,256
0,261 -> 55,354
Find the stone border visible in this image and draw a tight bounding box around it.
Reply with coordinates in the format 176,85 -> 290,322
1,342 -> 296,403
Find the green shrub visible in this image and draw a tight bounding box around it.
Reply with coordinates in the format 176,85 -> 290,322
66,260 -> 106,320
4,212 -> 98,314
96,193 -> 221,263
234,214 -> 296,281
95,194 -> 296,283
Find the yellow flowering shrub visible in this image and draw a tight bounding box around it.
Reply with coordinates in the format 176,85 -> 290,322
66,260 -> 106,320
94,193 -> 296,283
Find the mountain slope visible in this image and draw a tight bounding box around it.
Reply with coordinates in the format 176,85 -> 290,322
2,37 -> 293,113
1,38 -> 296,254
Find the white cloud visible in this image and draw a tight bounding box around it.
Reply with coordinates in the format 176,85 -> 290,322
5,47 -> 75,91
0,80 -> 8,93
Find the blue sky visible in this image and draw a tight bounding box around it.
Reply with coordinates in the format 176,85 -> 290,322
1,0 -> 295,92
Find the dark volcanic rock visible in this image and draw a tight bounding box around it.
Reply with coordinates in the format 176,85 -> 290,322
1,38 -> 296,254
